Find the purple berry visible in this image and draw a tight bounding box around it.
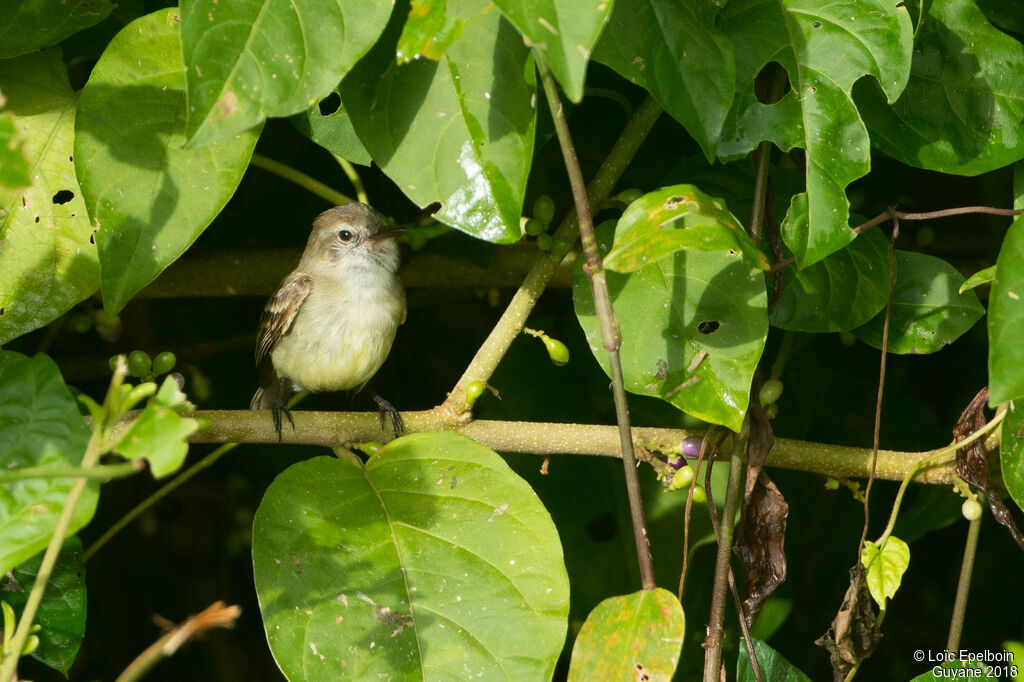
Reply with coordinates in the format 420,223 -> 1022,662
681,437 -> 703,458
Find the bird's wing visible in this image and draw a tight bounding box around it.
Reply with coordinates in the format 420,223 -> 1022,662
255,272 -> 312,389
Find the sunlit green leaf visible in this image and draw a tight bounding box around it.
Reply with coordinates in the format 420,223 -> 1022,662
75,8 -> 260,313
0,50 -> 99,345
857,0 -> 1024,176
737,639 -> 811,682
567,588 -> 683,681
397,0 -> 467,63
3,536 -> 86,673
575,221 -> 768,432
990,163 -> 1024,404
291,93 -> 371,166
113,376 -> 197,478
771,228 -> 890,332
344,1 -> 534,243
253,433 -> 569,680
1001,401 -> 1024,512
961,264 -> 996,294
0,352 -> 98,576
180,0 -> 392,147
0,113 -> 31,189
861,536 -> 909,608
492,0 -> 613,102
853,251 -> 984,354
604,185 -> 769,274
0,0 -> 112,59
719,0 -> 913,267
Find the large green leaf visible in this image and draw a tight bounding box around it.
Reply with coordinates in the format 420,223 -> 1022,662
594,0 -> 734,159
857,0 -> 1024,176
75,8 -> 260,313
603,186 -> 769,274
180,0 -> 391,147
0,0 -> 112,59
344,1 -> 534,243
253,433 -> 569,681
567,588 -> 684,681
770,228 -> 890,332
491,0 -> 613,103
1001,401 -> 1024,512
3,536 -> 86,674
0,113 -> 31,189
0,50 -> 99,346
737,639 -> 811,682
574,222 -> 768,432
853,250 -> 984,354
0,352 -> 98,577
718,0 -> 913,268
989,163 -> 1024,404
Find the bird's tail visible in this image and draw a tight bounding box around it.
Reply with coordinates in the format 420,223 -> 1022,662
251,379 -> 281,410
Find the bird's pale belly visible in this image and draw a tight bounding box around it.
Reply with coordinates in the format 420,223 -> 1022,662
270,289 -> 401,393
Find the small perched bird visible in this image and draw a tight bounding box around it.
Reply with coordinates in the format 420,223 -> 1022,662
251,203 -> 406,438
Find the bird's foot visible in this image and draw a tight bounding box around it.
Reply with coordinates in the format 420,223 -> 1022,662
271,400 -> 295,441
372,392 -> 404,437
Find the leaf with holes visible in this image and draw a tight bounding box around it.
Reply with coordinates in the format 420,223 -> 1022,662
717,0 -> 913,268
575,221 -> 768,432
0,49 -> 99,345
853,251 -> 984,354
344,0 -> 533,243
990,164 -> 1024,404
3,536 -> 86,674
180,0 -> 391,147
75,9 -> 260,313
0,0 -> 112,59
603,185 -> 769,274
861,536 -> 910,609
566,588 -> 684,681
491,0 -> 613,103
252,433 -> 569,681
770,227 -> 890,332
594,0 -> 734,159
0,352 -> 98,577
1001,401 -> 1024,512
856,0 -> 1024,176
291,93 -> 371,166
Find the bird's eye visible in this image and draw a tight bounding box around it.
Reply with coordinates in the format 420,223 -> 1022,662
338,229 -> 353,242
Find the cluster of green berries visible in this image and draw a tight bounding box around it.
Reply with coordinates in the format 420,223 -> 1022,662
524,195 -> 571,253
110,350 -> 176,381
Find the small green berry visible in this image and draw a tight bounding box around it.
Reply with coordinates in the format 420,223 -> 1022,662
543,335 -> 570,366
465,381 -> 486,407
127,350 -> 152,378
152,351 -> 177,376
109,355 -> 120,372
535,234 -> 553,251
668,465 -> 695,490
759,379 -> 784,406
525,218 -> 546,236
532,195 -> 555,224
962,498 -> 983,521
552,236 -> 573,254
690,485 -> 707,504
68,313 -> 93,333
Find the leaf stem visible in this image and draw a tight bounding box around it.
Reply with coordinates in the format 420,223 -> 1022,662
537,62 -> 655,589
0,461 -> 141,484
704,421 -> 749,681
332,154 -> 368,204
946,511 -> 982,653
438,95 -> 662,418
249,153 -> 354,206
0,428 -> 104,682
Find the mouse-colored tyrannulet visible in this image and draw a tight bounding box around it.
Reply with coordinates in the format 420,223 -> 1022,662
250,203 -> 406,437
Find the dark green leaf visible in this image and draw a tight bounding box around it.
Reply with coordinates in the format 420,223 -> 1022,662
574,222 -> 768,432
566,588 -> 684,681
0,0 -> 112,59
594,0 -> 734,158
491,0 -> 613,102
114,376 -> 197,478
180,0 -> 392,147
857,0 -> 1024,175
0,114 -> 30,188
344,2 -> 534,243
75,8 -> 260,313
1001,400 -> 1024,512
604,185 -> 769,273
0,50 -> 99,345
0,352 -> 98,576
3,536 -> 86,673
291,94 -> 372,166
737,638 -> 811,682
853,251 -> 984,354
253,433 -> 569,680
989,163 -> 1024,403
771,228 -> 890,332
719,0 -> 913,267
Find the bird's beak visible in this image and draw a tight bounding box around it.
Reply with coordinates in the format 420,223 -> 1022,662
369,227 -> 405,242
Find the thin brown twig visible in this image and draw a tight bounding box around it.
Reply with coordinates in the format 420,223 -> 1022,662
678,426 -> 717,601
